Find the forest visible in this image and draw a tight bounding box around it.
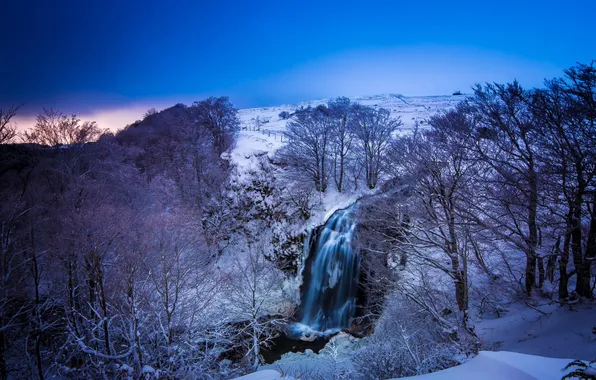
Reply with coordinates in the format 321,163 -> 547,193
0,62 -> 595,379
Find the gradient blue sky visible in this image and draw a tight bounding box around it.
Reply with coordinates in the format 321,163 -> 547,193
2,0 -> 595,129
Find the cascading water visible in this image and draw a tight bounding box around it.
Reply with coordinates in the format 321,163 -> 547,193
289,207 -> 360,339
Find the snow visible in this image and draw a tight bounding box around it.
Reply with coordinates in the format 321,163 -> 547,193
476,301 -> 596,361
398,351 -> 581,380
233,369 -> 285,380
229,94 -> 461,236
228,94 -> 596,379
238,351 -> 586,380
259,332 -> 359,376
254,301 -> 595,379
230,94 -> 461,179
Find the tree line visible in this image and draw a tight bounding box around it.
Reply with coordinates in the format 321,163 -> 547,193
0,97 -> 300,379
278,99 -> 402,192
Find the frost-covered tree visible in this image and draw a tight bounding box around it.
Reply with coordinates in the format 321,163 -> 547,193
189,96 -> 240,155
226,230 -> 289,371
464,82 -> 545,296
353,290 -> 472,379
352,105 -> 401,189
391,106 -> 482,327
531,62 -> 596,299
328,97 -> 356,193
280,106 -> 333,192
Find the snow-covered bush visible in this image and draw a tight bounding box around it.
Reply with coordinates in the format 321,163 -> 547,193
352,292 -> 473,379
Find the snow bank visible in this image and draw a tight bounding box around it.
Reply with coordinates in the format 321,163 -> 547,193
398,351 -> 580,380
477,302 -> 596,361
235,351 -> 584,380
233,369 -> 286,380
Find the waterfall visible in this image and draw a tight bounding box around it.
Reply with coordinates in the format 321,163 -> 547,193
289,207 -> 360,339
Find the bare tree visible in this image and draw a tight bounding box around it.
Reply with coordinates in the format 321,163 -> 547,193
389,107 -> 482,328
24,108 -> 103,146
0,106 -> 21,144
0,197 -> 32,380
532,62 -> 596,299
280,106 -> 333,192
190,96 -> 240,155
328,97 -> 356,193
352,105 -> 401,189
226,230 -> 289,371
464,82 -> 544,296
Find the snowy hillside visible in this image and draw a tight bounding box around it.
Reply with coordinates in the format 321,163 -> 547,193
229,94 -> 463,224
230,94 -> 463,170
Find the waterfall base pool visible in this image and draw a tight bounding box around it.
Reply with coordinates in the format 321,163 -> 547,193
287,322 -> 342,340
261,332 -> 332,364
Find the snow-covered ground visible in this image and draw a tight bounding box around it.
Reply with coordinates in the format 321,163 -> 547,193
230,94 -> 462,222
477,301 -> 596,361
241,301 -> 595,379
236,351 -> 589,380
231,94 -> 462,170
397,351 -> 585,380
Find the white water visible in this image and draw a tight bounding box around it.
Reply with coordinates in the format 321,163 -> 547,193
289,207 -> 360,338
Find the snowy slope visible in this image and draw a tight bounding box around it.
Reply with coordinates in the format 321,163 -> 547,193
234,351 -> 586,380
230,94 -> 463,172
476,302 -> 596,361
398,351 -> 581,380
229,94 -> 463,223
250,302 -> 595,379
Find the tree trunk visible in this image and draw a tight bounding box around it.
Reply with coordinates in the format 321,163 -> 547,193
30,230 -> 44,380
571,190 -> 591,297
95,255 -> 111,356
320,148 -> 327,192
526,169 -> 539,295
252,323 -> 259,370
525,253 -> 537,296
338,153 -> 344,193
546,239 -> 557,284
581,193 -> 596,299
66,256 -> 80,336
538,256 -> 545,288
450,254 -> 467,313
559,230 -> 571,300
0,329 -> 6,380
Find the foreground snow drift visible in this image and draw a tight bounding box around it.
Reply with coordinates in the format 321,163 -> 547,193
233,351 -> 585,380
399,351 -> 578,379
233,369 -> 284,380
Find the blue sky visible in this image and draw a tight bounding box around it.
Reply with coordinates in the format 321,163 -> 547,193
2,0 -> 595,129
